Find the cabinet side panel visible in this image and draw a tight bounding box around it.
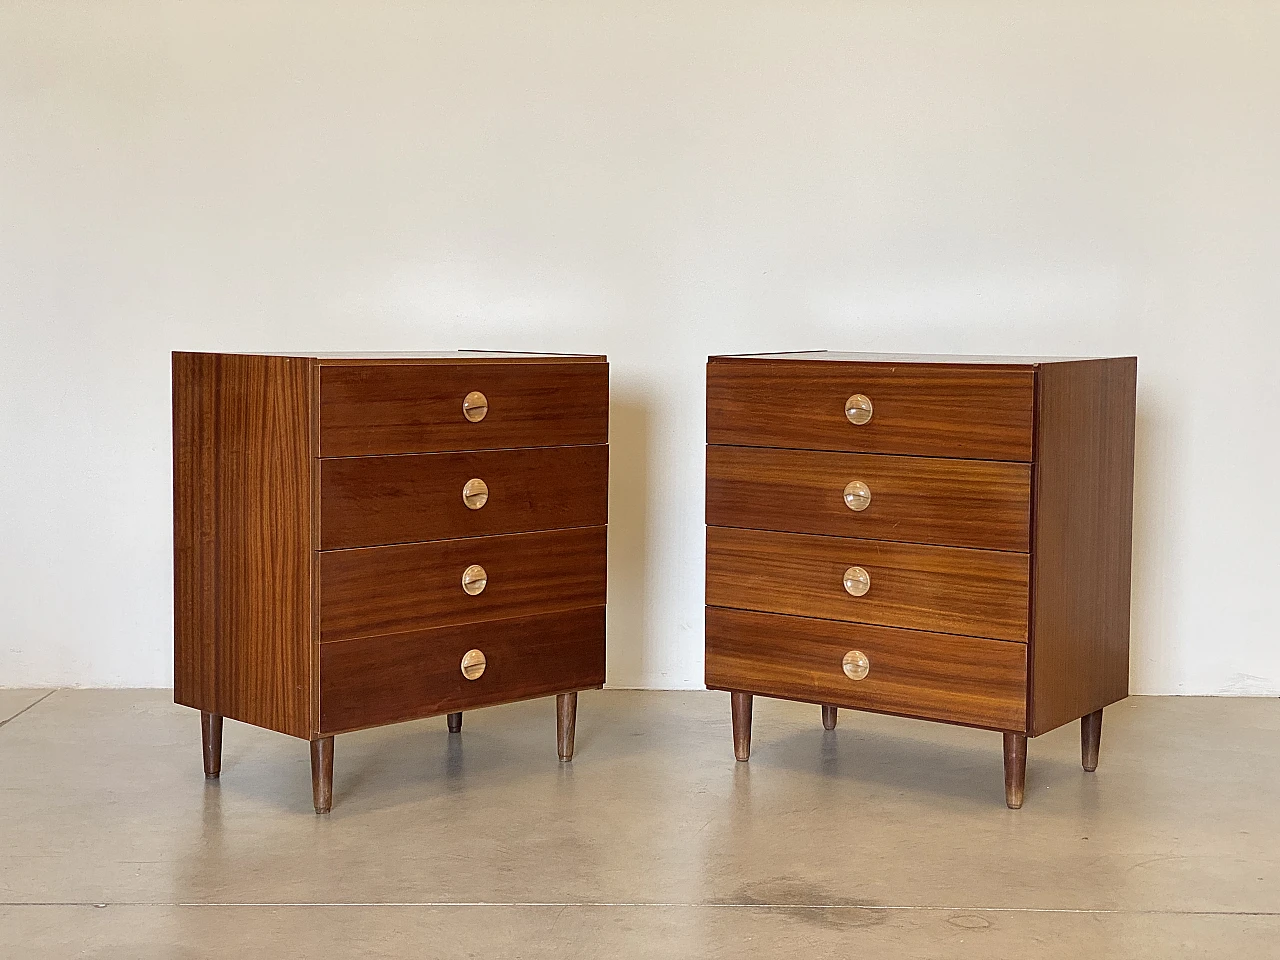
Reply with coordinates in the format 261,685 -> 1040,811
1029,358 -> 1136,736
172,353 -> 313,738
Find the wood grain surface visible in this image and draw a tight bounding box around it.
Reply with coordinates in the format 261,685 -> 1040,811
319,360 -> 608,456
706,445 -> 1031,552
319,444 -> 609,549
320,526 -> 607,642
173,352 -> 314,738
1028,357 -> 1136,735
319,606 -> 606,734
705,607 -> 1027,731
706,526 -> 1029,642
707,358 -> 1034,460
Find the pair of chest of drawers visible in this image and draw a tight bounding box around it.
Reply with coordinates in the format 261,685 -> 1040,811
704,351 -> 1137,807
173,351 -> 609,812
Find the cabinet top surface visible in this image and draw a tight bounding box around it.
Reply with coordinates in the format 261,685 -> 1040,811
174,350 -> 606,364
709,351 -> 1131,366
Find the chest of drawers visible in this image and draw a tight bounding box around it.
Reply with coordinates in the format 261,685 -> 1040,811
173,351 -> 608,812
704,351 -> 1136,807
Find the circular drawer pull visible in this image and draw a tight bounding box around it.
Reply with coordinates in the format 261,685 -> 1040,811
845,394 -> 873,425
843,480 -> 871,512
462,478 -> 489,510
462,390 -> 489,422
843,565 -> 871,597
461,563 -> 488,595
461,648 -> 487,680
842,650 -> 870,681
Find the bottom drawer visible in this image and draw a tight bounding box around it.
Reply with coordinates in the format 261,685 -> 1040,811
320,606 -> 605,734
705,607 -> 1027,731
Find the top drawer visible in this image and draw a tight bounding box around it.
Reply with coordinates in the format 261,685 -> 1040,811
319,361 -> 609,457
707,359 -> 1034,461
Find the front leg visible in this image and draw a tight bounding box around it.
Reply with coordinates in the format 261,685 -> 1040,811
1081,708 -> 1103,772
731,692 -> 753,761
1003,732 -> 1027,809
201,711 -> 223,779
311,737 -> 334,814
556,693 -> 577,762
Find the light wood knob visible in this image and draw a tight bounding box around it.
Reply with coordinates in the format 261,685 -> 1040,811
461,649 -> 487,680
461,564 -> 488,595
463,391 -> 488,422
843,480 -> 871,512
462,478 -> 489,510
842,650 -> 870,681
843,566 -> 871,597
845,394 -> 873,425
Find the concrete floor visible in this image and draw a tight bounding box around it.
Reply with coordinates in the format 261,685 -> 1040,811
1,690 -> 1278,958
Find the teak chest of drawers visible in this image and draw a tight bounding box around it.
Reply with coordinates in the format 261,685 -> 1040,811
704,351 -> 1137,807
173,351 -> 609,812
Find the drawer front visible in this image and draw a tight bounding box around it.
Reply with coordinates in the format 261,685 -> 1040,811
706,526 -> 1029,642
319,361 -> 609,457
705,607 -> 1027,731
706,446 -> 1031,552
320,444 -> 609,550
707,360 -> 1034,461
320,526 -> 607,642
319,606 -> 605,733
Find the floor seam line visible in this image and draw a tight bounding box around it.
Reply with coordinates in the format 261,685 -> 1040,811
0,690 -> 59,730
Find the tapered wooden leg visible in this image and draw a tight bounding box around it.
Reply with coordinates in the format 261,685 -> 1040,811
1081,708 -> 1103,772
821,705 -> 838,731
447,712 -> 463,733
731,692 -> 753,761
1003,732 -> 1027,809
311,737 -> 334,814
556,693 -> 577,762
201,711 -> 223,779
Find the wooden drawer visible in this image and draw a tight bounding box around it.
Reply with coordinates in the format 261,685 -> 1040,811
319,606 -> 606,734
320,526 -> 607,642
706,526 -> 1029,642
319,361 -> 609,457
706,446 -> 1031,552
705,607 -> 1027,731
320,444 -> 608,550
707,358 -> 1034,461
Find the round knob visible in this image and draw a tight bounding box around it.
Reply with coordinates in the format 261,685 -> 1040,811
462,478 -> 489,510
843,565 -> 871,597
462,391 -> 489,422
461,563 -> 488,596
843,480 -> 871,512
460,648 -> 487,680
845,394 -> 873,425
842,650 -> 870,681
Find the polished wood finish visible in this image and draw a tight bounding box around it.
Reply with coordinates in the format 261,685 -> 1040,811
1003,733 -> 1026,809
707,357 -> 1035,461
173,352 -> 313,739
706,526 -> 1030,642
318,607 -> 606,734
201,711 -> 223,779
731,692 -> 752,761
175,351 -> 608,811
319,526 -> 607,642
319,444 -> 609,550
706,446 -> 1031,552
821,705 -> 838,731
705,351 -> 1135,806
1081,708 -> 1103,772
1029,358 -> 1137,736
557,692 -> 578,762
318,360 -> 609,457
311,737 -> 334,814
707,608 -> 1028,730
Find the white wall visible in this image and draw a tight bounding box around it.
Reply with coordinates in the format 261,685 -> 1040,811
2,2 -> 1277,693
